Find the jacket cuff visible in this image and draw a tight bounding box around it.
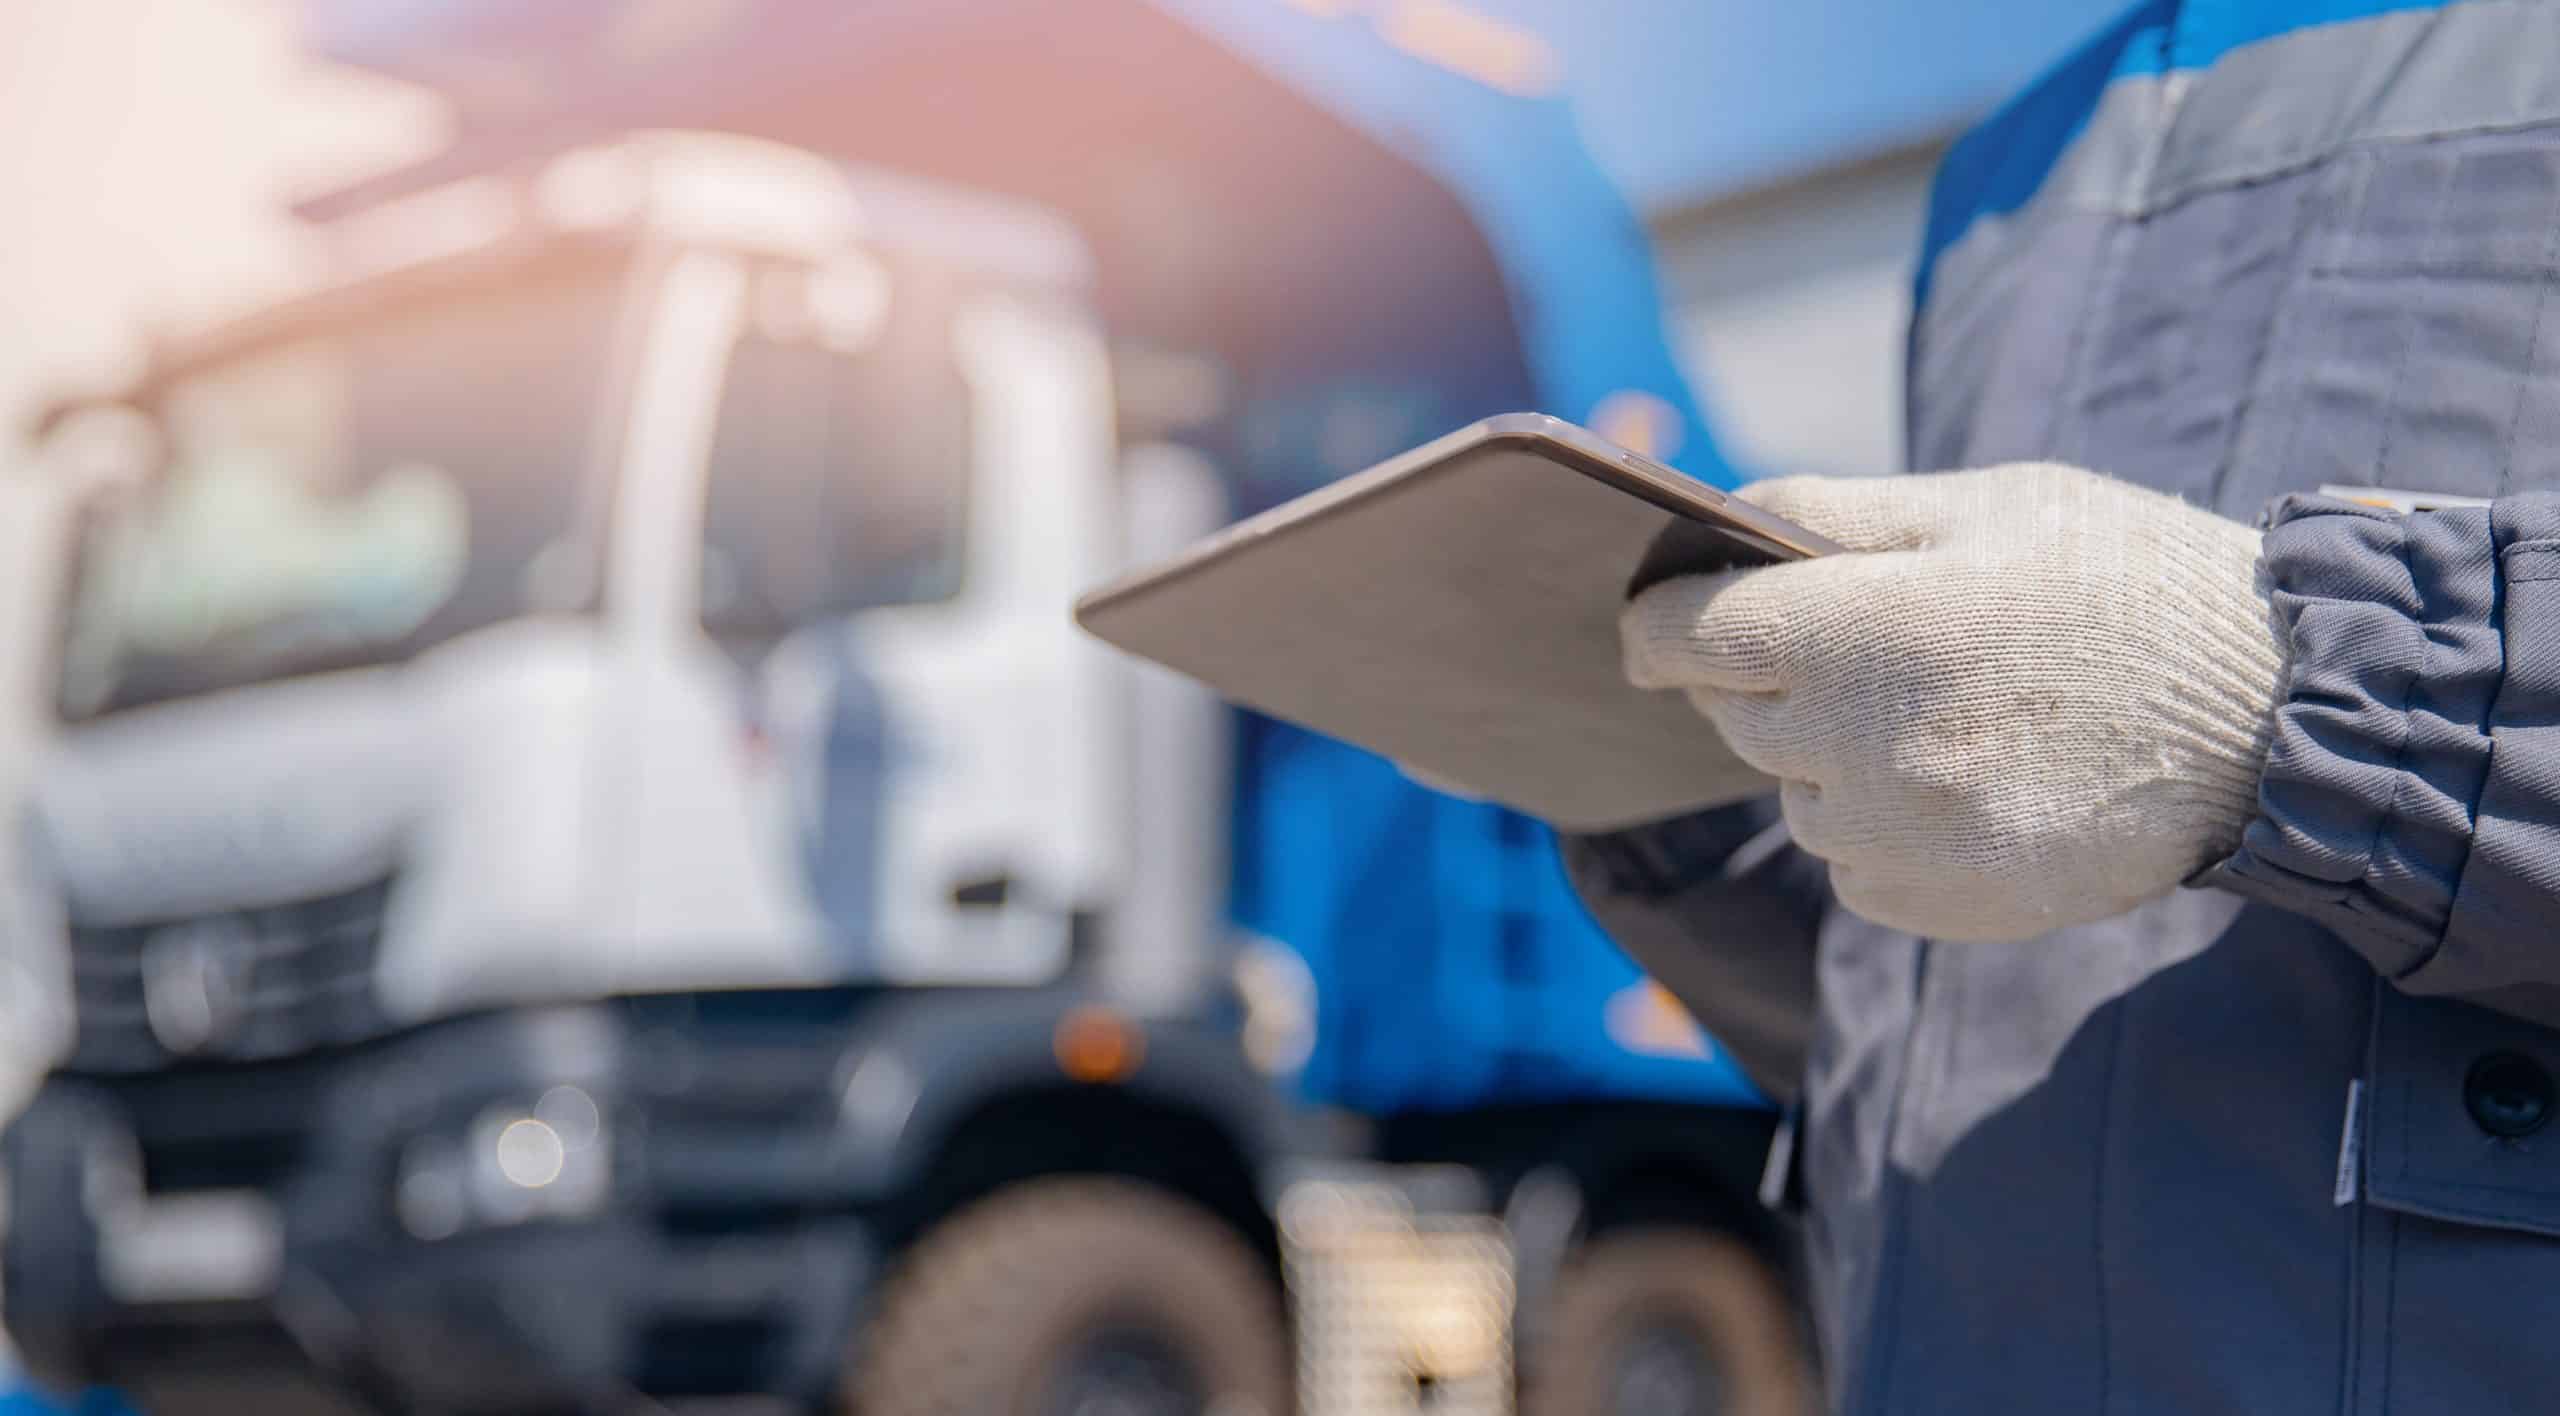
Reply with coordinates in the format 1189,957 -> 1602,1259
2191,491 -> 2508,988
2197,494 -> 2503,980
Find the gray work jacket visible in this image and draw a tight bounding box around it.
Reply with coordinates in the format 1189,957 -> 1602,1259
1567,4 -> 2560,1411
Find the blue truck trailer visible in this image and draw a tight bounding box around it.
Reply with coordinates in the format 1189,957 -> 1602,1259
1,4 -> 1805,1412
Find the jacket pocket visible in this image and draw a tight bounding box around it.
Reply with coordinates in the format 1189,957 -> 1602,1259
2345,988 -> 2560,1414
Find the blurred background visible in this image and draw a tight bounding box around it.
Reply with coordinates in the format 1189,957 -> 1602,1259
0,3 -> 2117,1413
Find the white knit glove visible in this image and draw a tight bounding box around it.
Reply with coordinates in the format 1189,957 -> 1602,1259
1623,464 -> 2286,943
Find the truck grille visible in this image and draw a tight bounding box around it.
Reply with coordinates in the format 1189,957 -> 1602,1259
67,879 -> 396,1072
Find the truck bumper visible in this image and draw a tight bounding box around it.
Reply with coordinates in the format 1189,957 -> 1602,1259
1,1005 -> 874,1412
324,1217 -> 871,1408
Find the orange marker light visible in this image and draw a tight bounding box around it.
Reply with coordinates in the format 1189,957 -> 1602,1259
1055,1007 -> 1145,1084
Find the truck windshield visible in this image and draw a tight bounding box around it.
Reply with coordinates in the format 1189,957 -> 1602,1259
57,256 -> 624,718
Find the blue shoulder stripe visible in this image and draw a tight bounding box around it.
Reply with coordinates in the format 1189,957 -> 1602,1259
1916,0 -> 2173,309
1919,0 -> 2451,304
2164,0 -> 2444,69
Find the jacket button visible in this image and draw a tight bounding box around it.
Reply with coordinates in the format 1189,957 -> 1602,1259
2465,1052 -> 2555,1139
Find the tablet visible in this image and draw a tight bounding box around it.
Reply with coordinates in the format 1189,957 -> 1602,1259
1074,414 -> 1840,830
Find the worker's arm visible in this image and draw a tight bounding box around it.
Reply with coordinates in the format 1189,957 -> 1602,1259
1557,797 -> 1829,1104
2197,490 -> 2560,1025
1620,468 -> 2560,1030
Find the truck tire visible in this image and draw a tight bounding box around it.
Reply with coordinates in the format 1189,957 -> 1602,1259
1524,1226 -> 1812,1416
848,1177 -> 1290,1416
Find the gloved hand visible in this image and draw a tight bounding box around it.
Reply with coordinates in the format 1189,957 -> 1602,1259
1622,464 -> 2286,942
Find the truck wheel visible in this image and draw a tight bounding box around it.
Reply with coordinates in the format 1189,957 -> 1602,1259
1525,1226 -> 1812,1416
848,1177 -> 1290,1416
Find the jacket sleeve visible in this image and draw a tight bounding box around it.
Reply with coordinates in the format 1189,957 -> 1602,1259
1559,798 -> 1831,1103
2200,489 -> 2560,1025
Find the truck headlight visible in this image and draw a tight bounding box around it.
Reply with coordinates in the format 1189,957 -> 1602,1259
1233,936 -> 1317,1078
397,1085 -> 609,1239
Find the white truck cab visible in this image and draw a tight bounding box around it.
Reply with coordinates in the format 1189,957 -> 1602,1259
25,132 -> 1198,1072
1,136 -> 1281,1416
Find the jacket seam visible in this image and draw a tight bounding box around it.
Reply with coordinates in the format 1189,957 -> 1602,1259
2500,537 -> 2560,581
2207,163 -> 2328,512
2020,78 -> 2560,253
2365,1203 -> 2385,1413
1853,942 -> 1932,1416
2153,107 -> 2560,214
2311,259 -> 2560,281
2047,214 -> 2137,465
2263,155 -> 2379,529
2338,976 -> 2382,1416
2051,43 -> 2185,468
2494,221 -> 2560,497
2362,136 -> 2448,529
2362,1189 -> 2560,1241
2370,1170 -> 2560,1202
2393,992 -> 2413,1186
2093,1000 -> 2130,1416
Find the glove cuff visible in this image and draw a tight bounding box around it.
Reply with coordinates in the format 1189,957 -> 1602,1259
2147,521 -> 2287,862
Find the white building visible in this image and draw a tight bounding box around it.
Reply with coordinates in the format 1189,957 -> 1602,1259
1659,142 -> 1943,484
